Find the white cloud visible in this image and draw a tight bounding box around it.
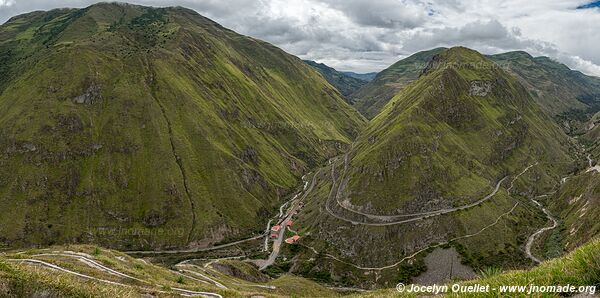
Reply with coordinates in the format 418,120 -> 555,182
0,0 -> 15,7
0,0 -> 599,76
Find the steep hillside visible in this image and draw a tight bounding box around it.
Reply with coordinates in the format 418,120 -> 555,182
284,48 -> 579,288
2,236 -> 598,297
353,48 -> 600,124
549,163 -> 600,253
346,47 -> 575,215
359,237 -> 600,297
351,48 -> 446,119
0,245 -> 337,297
304,60 -> 367,100
341,71 -> 377,82
490,51 -> 600,133
0,3 -> 365,250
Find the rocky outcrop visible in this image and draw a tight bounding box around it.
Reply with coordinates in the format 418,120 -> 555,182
73,83 -> 102,104
469,80 -> 493,96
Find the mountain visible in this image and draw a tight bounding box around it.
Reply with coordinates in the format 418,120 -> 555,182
348,47 -> 575,213
489,51 -> 600,133
290,47 -> 579,288
351,47 -> 446,119
304,60 -> 368,100
549,167 -> 600,254
341,71 -> 378,82
354,48 -> 600,127
0,3 -> 365,250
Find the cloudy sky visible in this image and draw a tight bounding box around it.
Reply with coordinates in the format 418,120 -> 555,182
1,0 -> 600,75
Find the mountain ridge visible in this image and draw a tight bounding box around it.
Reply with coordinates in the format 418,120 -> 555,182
0,2 -> 365,250
303,60 -> 369,101
352,47 -> 600,123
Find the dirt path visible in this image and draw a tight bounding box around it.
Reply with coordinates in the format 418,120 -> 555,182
332,154 -> 533,222
7,256 -> 223,298
324,158 -> 527,226
305,202 -> 519,271
525,198 -> 559,264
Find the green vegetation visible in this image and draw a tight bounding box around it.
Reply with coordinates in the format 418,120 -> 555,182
2,3 -> 600,296
286,47 -> 577,289
347,47 -> 574,214
351,47 -> 446,119
396,261 -> 427,284
479,267 -> 502,279
304,60 -> 367,101
0,3 -> 365,250
489,51 -> 600,133
354,238 -> 600,297
550,170 -> 600,252
354,48 -> 600,126
1,239 -> 599,297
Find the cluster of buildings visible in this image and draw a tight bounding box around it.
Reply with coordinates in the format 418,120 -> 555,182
270,220 -> 301,244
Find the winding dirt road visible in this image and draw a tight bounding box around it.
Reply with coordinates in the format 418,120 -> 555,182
8,253 -> 223,298
324,157 -> 530,226
305,202 -> 519,271
525,198 -> 559,264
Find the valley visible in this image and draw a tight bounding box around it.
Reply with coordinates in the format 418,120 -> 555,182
0,2 -> 600,297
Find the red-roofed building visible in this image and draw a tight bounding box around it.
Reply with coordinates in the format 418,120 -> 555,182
270,233 -> 278,238
284,235 -> 301,244
287,220 -> 294,226
271,225 -> 281,232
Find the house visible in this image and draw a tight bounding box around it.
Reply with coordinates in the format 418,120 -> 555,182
271,225 -> 281,232
287,220 -> 294,226
284,235 -> 301,244
270,233 -> 279,238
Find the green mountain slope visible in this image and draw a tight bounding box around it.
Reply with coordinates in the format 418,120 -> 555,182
0,3 -> 365,250
346,47 -> 575,214
549,169 -> 600,253
2,236 -> 598,297
341,71 -> 377,82
359,237 -> 600,297
351,47 -> 446,119
353,49 -> 600,124
281,47 -> 580,288
304,60 -> 367,100
490,51 -> 600,133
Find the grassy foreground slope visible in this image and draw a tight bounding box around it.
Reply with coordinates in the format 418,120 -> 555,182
0,245 -> 336,297
0,3 -> 365,250
1,239 -> 598,297
358,238 -> 600,297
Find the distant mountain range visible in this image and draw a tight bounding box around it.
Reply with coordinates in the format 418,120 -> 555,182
303,60 -> 373,101
1,2 -> 600,296
341,71 -> 378,82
